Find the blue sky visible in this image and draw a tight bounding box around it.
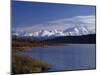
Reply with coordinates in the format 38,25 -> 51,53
12,1 -> 96,32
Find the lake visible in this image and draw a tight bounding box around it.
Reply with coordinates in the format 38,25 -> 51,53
18,44 -> 96,72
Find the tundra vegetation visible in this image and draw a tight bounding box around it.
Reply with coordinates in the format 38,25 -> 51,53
12,37 -> 52,74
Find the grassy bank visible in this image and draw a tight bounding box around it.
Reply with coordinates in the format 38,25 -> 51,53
12,54 -> 52,74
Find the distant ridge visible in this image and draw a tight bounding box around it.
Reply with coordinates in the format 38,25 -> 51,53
13,34 -> 96,44
43,34 -> 96,44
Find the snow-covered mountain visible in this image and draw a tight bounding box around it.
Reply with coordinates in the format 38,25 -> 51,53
12,26 -> 95,39
63,26 -> 89,36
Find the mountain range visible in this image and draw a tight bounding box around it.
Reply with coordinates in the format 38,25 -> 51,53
12,26 -> 96,44
12,26 -> 95,39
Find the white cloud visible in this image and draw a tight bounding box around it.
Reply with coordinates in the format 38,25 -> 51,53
13,15 -> 95,33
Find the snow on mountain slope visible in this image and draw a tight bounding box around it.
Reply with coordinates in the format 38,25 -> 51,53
12,26 -> 95,38
64,26 -> 89,36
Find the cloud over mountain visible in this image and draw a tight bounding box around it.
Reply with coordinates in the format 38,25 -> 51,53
13,15 -> 95,33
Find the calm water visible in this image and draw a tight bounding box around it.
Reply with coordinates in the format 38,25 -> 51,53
18,44 -> 96,71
